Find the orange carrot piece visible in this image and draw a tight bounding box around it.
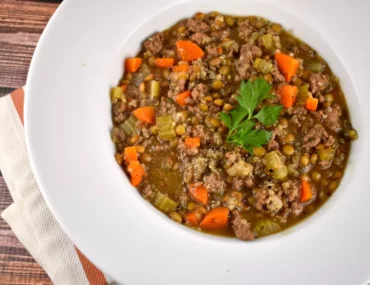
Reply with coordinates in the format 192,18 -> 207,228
127,160 -> 146,186
132,106 -> 155,125
306,97 -> 319,111
278,84 -> 298,108
200,207 -> 230,230
217,47 -> 223,55
175,91 -> 191,107
275,53 -> 299,82
125,58 -> 142,73
124,146 -> 138,163
176,41 -> 205,61
185,211 -> 200,226
120,84 -> 128,93
154,58 -> 175,68
184,137 -> 201,148
300,180 -> 313,203
189,183 -> 208,205
173,65 -> 189,72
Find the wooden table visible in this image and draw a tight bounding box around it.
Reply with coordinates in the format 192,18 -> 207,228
0,0 -> 61,283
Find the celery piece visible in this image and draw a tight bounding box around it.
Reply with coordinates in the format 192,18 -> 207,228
261,34 -> 273,50
248,32 -> 260,45
254,58 -> 273,74
121,116 -> 137,135
253,219 -> 281,237
304,59 -> 324,73
264,151 -> 288,181
153,191 -> 178,213
158,128 -> 176,141
156,115 -> 173,131
111,87 -> 123,103
150,80 -> 160,98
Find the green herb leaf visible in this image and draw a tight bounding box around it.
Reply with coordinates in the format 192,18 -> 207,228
219,79 -> 282,152
254,105 -> 283,125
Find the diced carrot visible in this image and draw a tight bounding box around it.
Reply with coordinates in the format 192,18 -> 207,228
176,41 -> 205,61
200,207 -> 230,230
127,160 -> 146,186
132,106 -> 155,125
125,58 -> 142,73
300,180 -> 313,203
278,84 -> 298,108
154,58 -> 175,68
217,47 -> 223,55
184,137 -> 201,148
275,53 -> 299,82
120,84 -> 128,93
124,146 -> 138,163
175,91 -> 191,107
306,97 -> 319,111
188,183 -> 208,205
173,65 -> 189,72
185,211 -> 200,226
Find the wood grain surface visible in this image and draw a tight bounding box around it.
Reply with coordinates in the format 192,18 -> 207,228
0,0 -> 61,283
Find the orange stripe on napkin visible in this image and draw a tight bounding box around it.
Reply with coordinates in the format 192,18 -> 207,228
10,88 -> 25,125
9,88 -> 108,285
76,248 -> 108,285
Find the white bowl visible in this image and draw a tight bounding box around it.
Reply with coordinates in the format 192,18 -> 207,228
25,0 -> 370,284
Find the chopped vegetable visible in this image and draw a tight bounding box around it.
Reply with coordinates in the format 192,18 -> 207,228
135,145 -> 145,153
278,84 -> 298,108
120,84 -> 128,93
264,151 -> 288,181
253,58 -> 273,73
124,146 -> 138,163
219,79 -> 281,152
175,91 -> 191,107
121,116 -> 137,135
176,41 -> 205,61
154,58 -> 175,68
133,106 -> 156,125
173,65 -> 188,72
300,180 -> 313,202
188,183 -> 208,205
184,137 -> 201,148
125,58 -> 142,73
275,53 -> 299,82
226,160 -> 253,177
304,59 -> 324,73
156,115 -> 173,130
127,160 -> 145,186
318,147 -> 335,162
185,211 -> 200,226
253,219 -> 281,237
261,34 -> 274,51
150,80 -> 160,98
158,128 -> 177,141
306,97 -> 318,111
153,191 -> 178,213
200,207 -> 230,230
111,86 -> 124,103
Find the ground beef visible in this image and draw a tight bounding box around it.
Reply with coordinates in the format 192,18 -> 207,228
291,200 -> 303,216
112,127 -> 126,143
309,73 -> 329,94
126,84 -> 140,98
311,104 -> 343,133
144,32 -> 164,55
303,124 -> 330,150
238,19 -> 254,40
271,68 -> 285,83
192,156 -> 209,181
239,44 -> 262,65
190,32 -> 211,45
232,178 -> 244,190
158,97 -> 176,115
191,83 -> 209,101
204,172 -> 225,194
267,139 -> 279,151
245,177 -> 255,188
178,139 -> 199,158
142,184 -> 154,200
225,151 -> 242,165
231,211 -> 254,241
186,125 -> 211,142
281,180 -> 300,202
187,19 -> 210,33
211,28 -> 230,41
112,101 -> 126,124
205,44 -> 218,58
254,188 -> 283,214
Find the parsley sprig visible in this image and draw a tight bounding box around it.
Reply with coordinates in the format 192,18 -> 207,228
219,78 -> 282,153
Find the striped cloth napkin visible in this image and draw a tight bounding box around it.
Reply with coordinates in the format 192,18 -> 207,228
0,88 -> 115,285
